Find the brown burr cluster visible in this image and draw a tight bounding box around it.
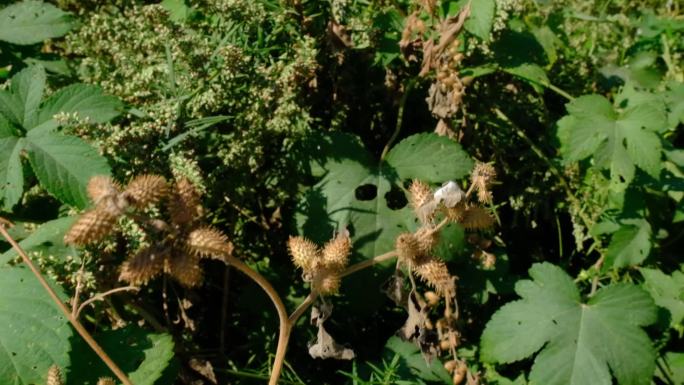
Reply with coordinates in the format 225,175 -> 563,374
287,231 -> 351,296
64,174 -> 233,288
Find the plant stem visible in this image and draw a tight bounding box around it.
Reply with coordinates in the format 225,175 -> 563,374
339,250 -> 398,278
289,291 -> 318,324
225,255 -> 289,385
76,286 -> 140,319
0,221 -> 134,385
380,78 -> 417,161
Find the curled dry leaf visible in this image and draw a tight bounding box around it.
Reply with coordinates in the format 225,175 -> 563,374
308,302 -> 355,360
398,291 -> 439,362
189,358 -> 218,384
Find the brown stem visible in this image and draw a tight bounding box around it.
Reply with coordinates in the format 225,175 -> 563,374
75,286 -> 140,319
289,291 -> 318,325
71,260 -> 86,317
339,250 -> 398,278
225,255 -> 289,385
0,221 -> 134,385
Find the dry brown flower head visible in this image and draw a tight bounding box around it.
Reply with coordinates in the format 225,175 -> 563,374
46,365 -> 62,385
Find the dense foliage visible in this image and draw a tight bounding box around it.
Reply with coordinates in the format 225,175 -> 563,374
0,0 -> 682,384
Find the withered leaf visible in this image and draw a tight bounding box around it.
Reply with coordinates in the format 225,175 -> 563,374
382,268 -> 410,307
308,302 -> 355,360
398,291 -> 439,362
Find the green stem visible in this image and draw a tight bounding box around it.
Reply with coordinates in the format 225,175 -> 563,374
380,78 -> 418,161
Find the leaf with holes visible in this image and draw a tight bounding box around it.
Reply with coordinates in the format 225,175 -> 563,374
68,326 -> 176,385
481,262 -> 657,385
0,0 -> 74,45
557,89 -> 667,188
296,132 -> 472,259
0,266 -> 72,385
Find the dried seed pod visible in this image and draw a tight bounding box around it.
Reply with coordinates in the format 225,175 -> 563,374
87,176 -> 120,204
46,365 -> 62,385
481,251 -> 496,269
322,231 -> 351,271
444,359 -> 458,374
168,177 -> 202,225
452,362 -> 467,385
313,269 -> 341,296
166,252 -> 203,288
96,378 -> 116,385
124,174 -> 169,208
445,202 -> 466,223
288,236 -> 320,273
424,290 -> 440,306
440,332 -> 459,351
461,206 -> 495,230
395,233 -> 420,264
119,247 -> 166,286
414,258 -> 455,296
64,205 -> 119,246
415,226 -> 439,255
187,226 -> 233,260
471,162 -> 496,203
409,180 -> 433,211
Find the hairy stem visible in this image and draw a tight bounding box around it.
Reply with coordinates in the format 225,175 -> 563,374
380,78 -> 417,161
340,250 -> 398,278
0,221 -> 134,385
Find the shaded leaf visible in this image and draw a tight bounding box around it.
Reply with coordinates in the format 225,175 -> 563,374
68,326 -> 176,385
639,266 -> 684,329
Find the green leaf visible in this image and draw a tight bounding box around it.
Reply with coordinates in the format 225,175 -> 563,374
481,262 -> 657,385
0,265 -> 72,385
604,220 -> 651,269
557,91 -> 667,186
656,352 -> 684,385
502,64 -> 549,93
0,138 -> 24,211
464,0 -> 495,39
68,327 -> 176,385
639,266 -> 684,329
0,0 -> 73,45
32,84 -> 123,132
161,0 -> 191,22
10,65 -> 46,128
384,336 -> 451,383
0,216 -> 76,265
0,115 -> 24,210
26,133 -> 110,208
296,133 -> 472,259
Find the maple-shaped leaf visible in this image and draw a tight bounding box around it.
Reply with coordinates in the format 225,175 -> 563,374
481,262 -> 657,385
557,89 -> 667,189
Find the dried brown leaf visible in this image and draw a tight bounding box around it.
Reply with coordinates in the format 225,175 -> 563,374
308,303 -> 355,360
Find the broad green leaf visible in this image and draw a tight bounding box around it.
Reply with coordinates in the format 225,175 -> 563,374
664,82 -> 684,129
296,133 -> 472,259
0,1 -> 73,45
161,0 -> 191,22
384,336 -> 451,383
68,327 -> 176,385
0,266 -> 72,385
32,84 -> 123,133
0,91 -> 23,126
639,266 -> 684,329
481,262 -> 657,385
26,133 -> 110,209
10,65 -> 46,128
503,64 -> 549,92
0,216 -> 76,265
557,91 -> 667,186
464,0 -> 495,40
603,220 -> 651,269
